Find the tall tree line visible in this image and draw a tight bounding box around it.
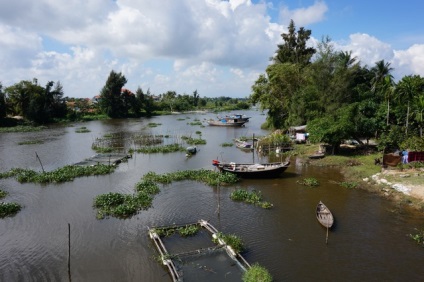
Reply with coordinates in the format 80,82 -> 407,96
251,20 -> 424,152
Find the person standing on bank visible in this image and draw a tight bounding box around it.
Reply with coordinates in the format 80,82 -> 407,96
402,149 -> 409,164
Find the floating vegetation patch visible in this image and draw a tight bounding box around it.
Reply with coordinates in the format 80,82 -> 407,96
242,263 -> 273,282
152,225 -> 200,237
340,181 -> 358,189
0,164 -> 115,184
93,191 -> 153,219
176,118 -> 186,121
181,135 -> 206,145
131,144 -> 186,154
18,140 -> 44,145
0,190 -> 7,199
188,120 -> 202,126
0,202 -> 22,218
297,177 -> 319,187
409,228 -> 424,247
94,169 -> 239,219
220,142 -> 234,147
148,122 -> 161,127
213,232 -> 244,253
91,145 -> 114,153
230,189 -> 273,209
142,169 -> 239,186
195,131 -> 202,135
0,125 -> 47,133
75,126 -> 90,133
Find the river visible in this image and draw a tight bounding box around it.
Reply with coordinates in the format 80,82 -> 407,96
0,110 -> 423,281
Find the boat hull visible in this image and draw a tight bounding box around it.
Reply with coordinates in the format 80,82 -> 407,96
316,201 -> 334,228
207,120 -> 246,127
215,161 -> 290,179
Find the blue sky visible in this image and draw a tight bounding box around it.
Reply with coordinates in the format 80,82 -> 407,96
1,0 -> 424,99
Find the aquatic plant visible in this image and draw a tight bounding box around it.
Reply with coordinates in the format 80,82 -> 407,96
75,126 -> 90,133
297,177 -> 319,187
17,140 -> 44,145
0,125 -> 47,133
0,190 -> 7,199
133,144 -> 186,154
409,228 -> 424,247
220,142 -> 234,147
93,192 -> 153,219
340,181 -> 358,189
242,263 -> 273,282
230,189 -> 273,209
213,232 -> 244,253
178,225 -> 200,237
147,122 -> 161,127
0,165 -> 115,183
142,169 -> 239,186
0,202 -> 22,218
135,180 -> 160,194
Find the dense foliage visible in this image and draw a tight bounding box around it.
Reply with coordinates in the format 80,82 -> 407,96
251,21 -> 424,152
242,263 -> 273,282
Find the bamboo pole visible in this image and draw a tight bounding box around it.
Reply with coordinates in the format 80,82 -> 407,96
326,216 -> 329,244
68,223 -> 71,282
35,152 -> 45,173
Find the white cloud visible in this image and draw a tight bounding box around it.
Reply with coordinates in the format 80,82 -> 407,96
279,1 -> 328,26
336,33 -> 394,67
393,44 -> 424,78
0,0 -> 422,98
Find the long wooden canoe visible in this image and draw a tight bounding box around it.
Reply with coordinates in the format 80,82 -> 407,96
316,201 -> 334,228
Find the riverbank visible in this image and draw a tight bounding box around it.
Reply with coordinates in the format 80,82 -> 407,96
292,144 -> 424,211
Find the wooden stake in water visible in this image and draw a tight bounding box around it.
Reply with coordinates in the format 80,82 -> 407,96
68,223 -> 71,282
35,152 -> 45,173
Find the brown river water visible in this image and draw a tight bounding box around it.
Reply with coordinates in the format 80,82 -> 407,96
0,110 -> 423,281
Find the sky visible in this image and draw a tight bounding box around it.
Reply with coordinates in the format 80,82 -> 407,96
1,0 -> 424,99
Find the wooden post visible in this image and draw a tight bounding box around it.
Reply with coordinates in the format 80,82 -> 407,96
35,152 -> 45,173
68,223 -> 71,282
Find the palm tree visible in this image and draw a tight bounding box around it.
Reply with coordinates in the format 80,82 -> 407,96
380,76 -> 396,126
370,60 -> 393,95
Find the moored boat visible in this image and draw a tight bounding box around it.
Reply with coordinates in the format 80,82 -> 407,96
316,201 -> 334,228
212,160 -> 290,178
207,117 -> 247,127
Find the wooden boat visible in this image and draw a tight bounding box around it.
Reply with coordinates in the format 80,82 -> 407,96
218,114 -> 251,122
235,140 -> 253,150
316,201 -> 334,228
207,117 -> 247,127
212,160 -> 290,178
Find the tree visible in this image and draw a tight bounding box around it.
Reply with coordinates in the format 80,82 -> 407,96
413,94 -> 424,137
396,75 -> 424,135
251,63 -> 303,129
272,19 -> 316,66
370,60 -> 394,126
99,70 -> 128,118
0,83 -> 6,119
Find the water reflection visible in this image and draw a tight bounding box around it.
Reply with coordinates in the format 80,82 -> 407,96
0,110 -> 423,281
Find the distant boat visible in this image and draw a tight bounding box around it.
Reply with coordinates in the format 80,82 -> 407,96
212,160 -> 290,179
316,201 -> 334,228
218,114 -> 251,122
207,116 -> 247,127
234,139 -> 253,150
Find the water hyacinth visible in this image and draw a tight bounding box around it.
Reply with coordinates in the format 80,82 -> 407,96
142,169 -> 238,186
0,165 -> 115,183
230,189 -> 273,209
0,202 -> 22,218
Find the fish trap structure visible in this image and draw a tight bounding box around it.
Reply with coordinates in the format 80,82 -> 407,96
73,153 -> 132,166
148,219 -> 251,282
